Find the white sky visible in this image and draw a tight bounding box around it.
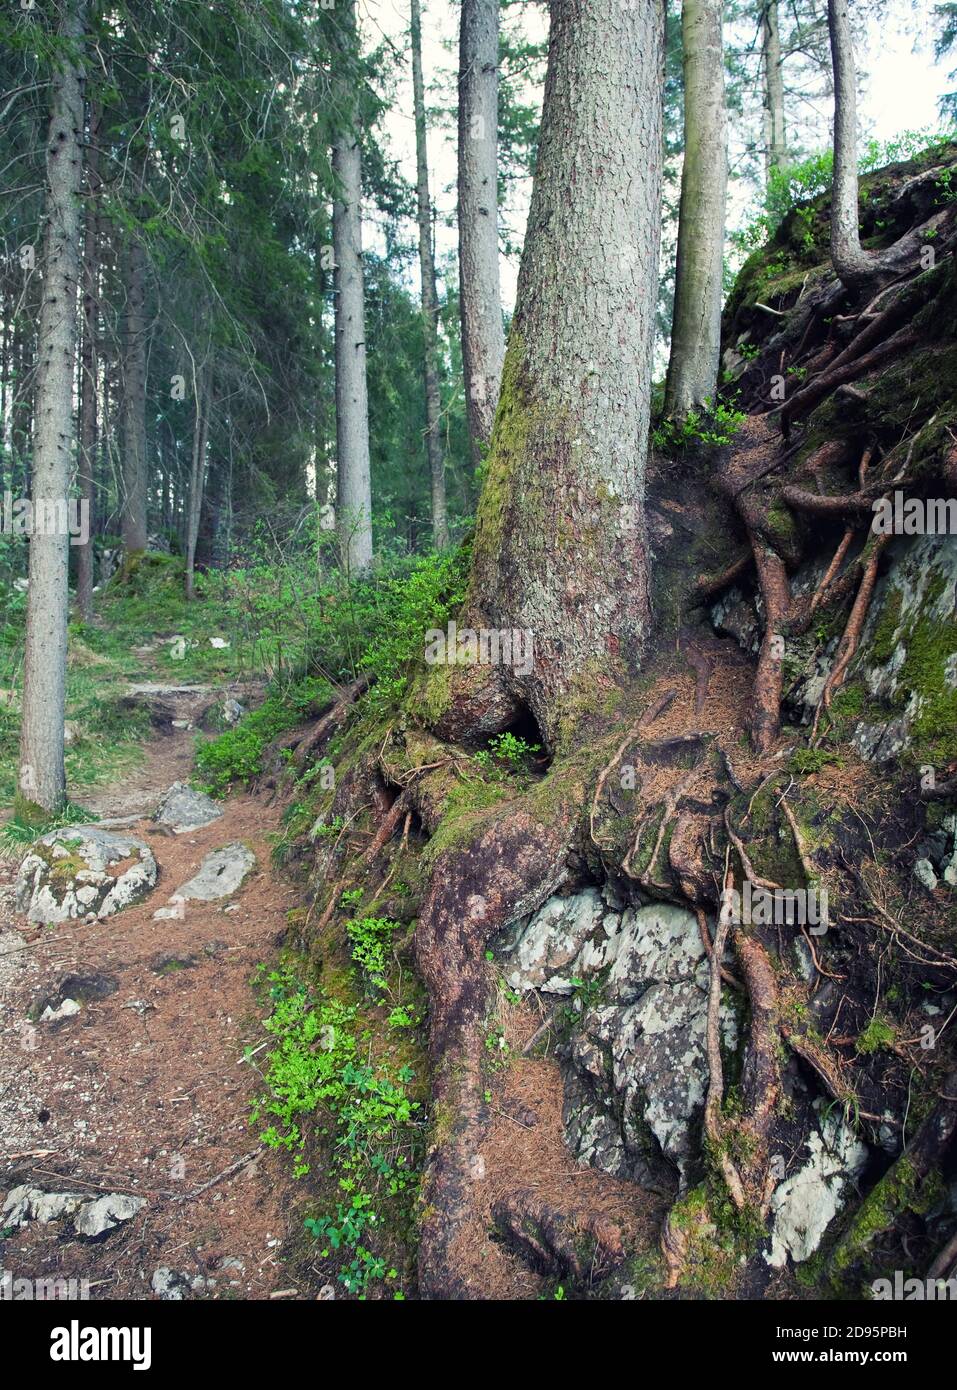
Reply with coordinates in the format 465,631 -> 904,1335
359,0 -> 955,312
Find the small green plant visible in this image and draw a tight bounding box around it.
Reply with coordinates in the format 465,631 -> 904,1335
653,396 -> 746,453
254,964 -> 421,1297
856,1015 -> 896,1056
789,748 -> 840,775
473,731 -> 542,786
346,916 -> 400,994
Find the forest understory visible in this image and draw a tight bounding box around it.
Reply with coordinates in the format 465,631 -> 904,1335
3,0 -> 957,1318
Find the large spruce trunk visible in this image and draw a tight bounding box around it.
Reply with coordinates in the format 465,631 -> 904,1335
448,0 -> 665,751
457,0 -> 505,464
18,0 -> 87,817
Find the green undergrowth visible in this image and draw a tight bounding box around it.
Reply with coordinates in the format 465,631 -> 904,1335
251,926 -> 428,1299
194,675 -> 333,795
194,546 -> 470,796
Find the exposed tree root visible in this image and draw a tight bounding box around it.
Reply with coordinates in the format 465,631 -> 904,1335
491,1192 -> 624,1285
810,534 -> 888,742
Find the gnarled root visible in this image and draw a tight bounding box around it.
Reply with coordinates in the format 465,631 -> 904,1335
492,1193 -> 624,1287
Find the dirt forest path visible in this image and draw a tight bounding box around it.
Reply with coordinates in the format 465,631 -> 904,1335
0,689 -> 317,1302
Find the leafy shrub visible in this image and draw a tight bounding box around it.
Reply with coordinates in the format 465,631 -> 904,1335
194,676 -> 331,794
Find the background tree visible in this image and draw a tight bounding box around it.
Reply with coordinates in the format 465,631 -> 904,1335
457,0 -> 505,463
411,0 -> 448,550
664,0 -> 728,417
17,0 -> 87,817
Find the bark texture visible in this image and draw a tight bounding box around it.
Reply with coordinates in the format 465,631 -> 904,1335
761,0 -> 787,176
664,0 -> 728,417
332,0 -> 373,577
827,0 -> 872,288
76,99 -> 99,622
18,0 -> 87,816
457,0 -> 505,463
411,0 -> 448,551
459,0 -> 665,748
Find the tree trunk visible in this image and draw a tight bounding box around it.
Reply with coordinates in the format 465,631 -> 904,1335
120,234 -> 149,554
184,367 -> 208,601
411,0 -> 449,552
664,0 -> 728,418
450,0 -> 665,750
76,99 -> 100,623
761,0 -> 787,177
18,0 -> 87,819
827,0 -> 872,288
332,0 -> 373,577
457,0 -> 505,465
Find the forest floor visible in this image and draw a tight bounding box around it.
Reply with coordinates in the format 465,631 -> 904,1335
0,661 -> 328,1301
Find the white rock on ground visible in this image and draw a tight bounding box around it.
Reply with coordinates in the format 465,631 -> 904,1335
2,1185 -> 144,1237
73,1193 -> 145,1238
175,843 -> 256,902
153,781 -> 224,834
15,826 -> 158,923
765,1106 -> 869,1268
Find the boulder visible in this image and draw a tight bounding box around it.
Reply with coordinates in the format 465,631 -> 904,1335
504,890 -> 737,1187
2,1185 -> 144,1238
15,826 -> 157,923
503,888 -> 617,994
73,1193 -> 145,1239
154,781 -> 224,834
765,1106 -> 869,1268
175,842 -> 256,902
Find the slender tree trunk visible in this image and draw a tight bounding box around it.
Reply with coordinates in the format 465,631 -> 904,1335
18,0 -> 87,818
332,0 -> 373,577
411,0 -> 449,551
120,233 -> 148,554
76,99 -> 100,622
827,0 -> 872,288
457,0 -> 504,465
761,0 -> 787,177
664,0 -> 728,418
451,0 -> 665,749
184,368 -> 208,601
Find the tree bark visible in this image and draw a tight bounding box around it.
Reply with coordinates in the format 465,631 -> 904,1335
332,0 -> 373,577
76,98 -> 99,622
761,0 -> 787,177
457,0 -> 505,465
827,0 -> 873,289
411,0 -> 449,551
453,0 -> 664,749
18,0 -> 87,818
120,233 -> 149,554
664,0 -> 728,418
184,366 -> 208,601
